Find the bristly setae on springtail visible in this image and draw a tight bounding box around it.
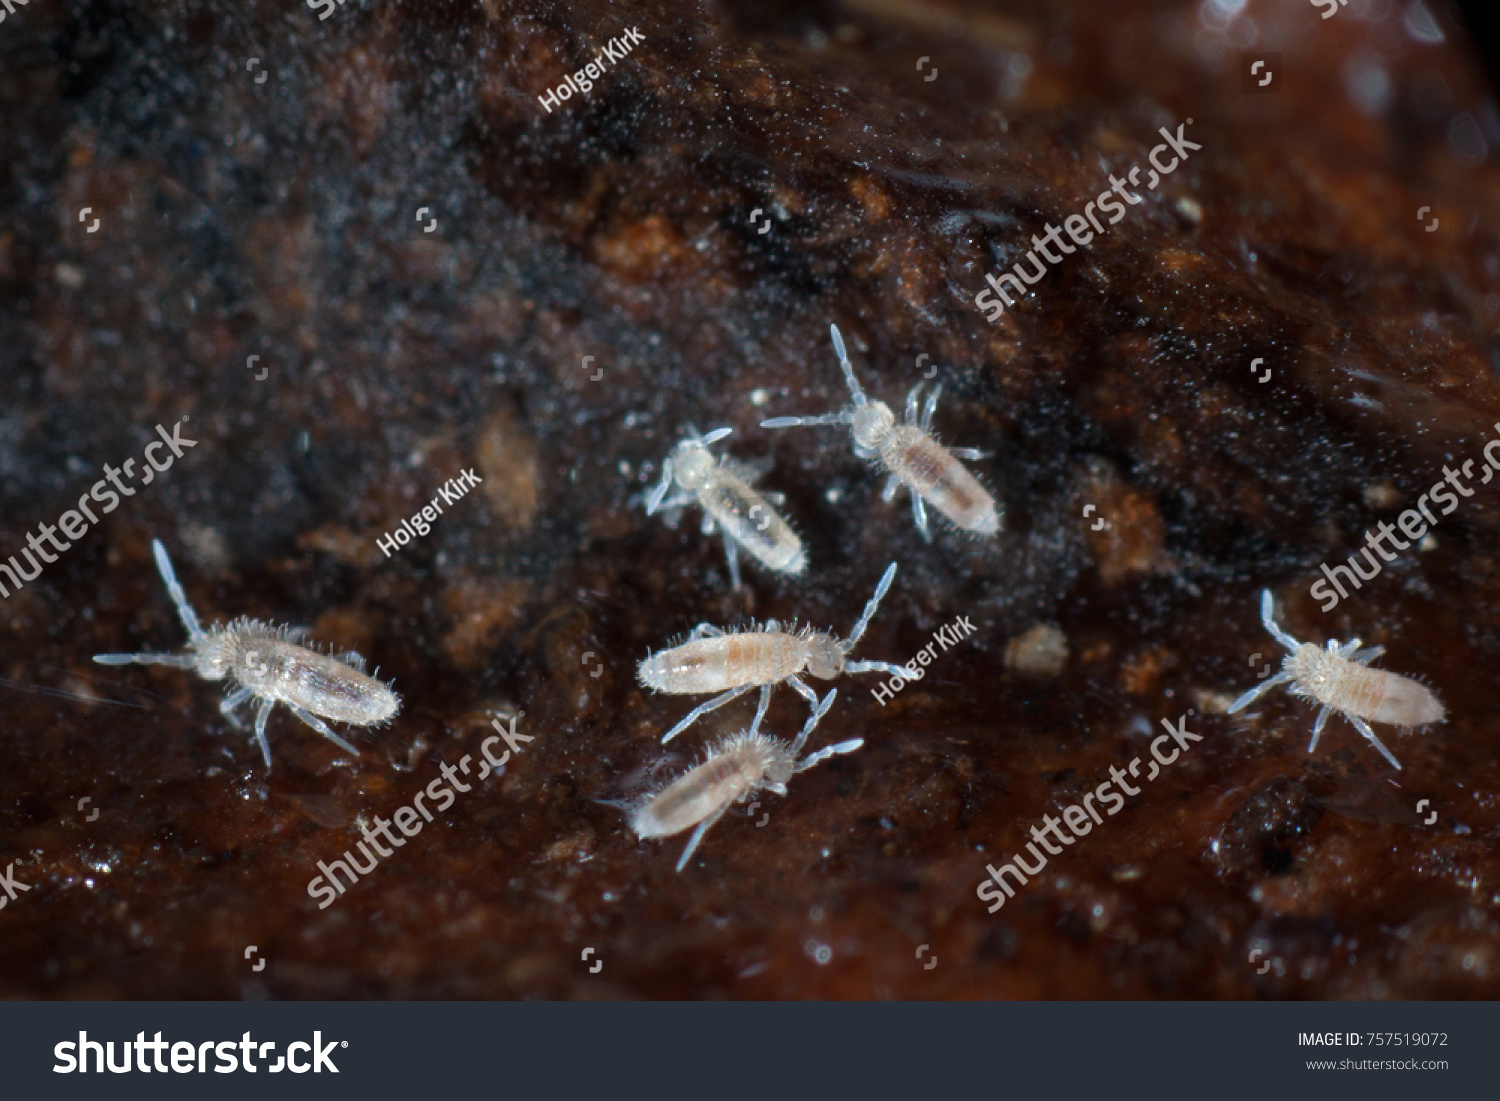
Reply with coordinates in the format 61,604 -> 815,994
644,424 -> 805,591
630,687 -> 862,872
1226,589 -> 1445,771
637,561 -> 914,745
93,539 -> 401,769
762,323 -> 1000,543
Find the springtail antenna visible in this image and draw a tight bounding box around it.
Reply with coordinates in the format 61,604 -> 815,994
846,562 -> 898,648
828,324 -> 868,406
760,411 -> 853,429
152,539 -> 205,646
788,687 -> 839,756
93,652 -> 198,668
1259,589 -> 1300,653
645,460 -> 676,515
759,325 -> 867,431
796,737 -> 864,773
